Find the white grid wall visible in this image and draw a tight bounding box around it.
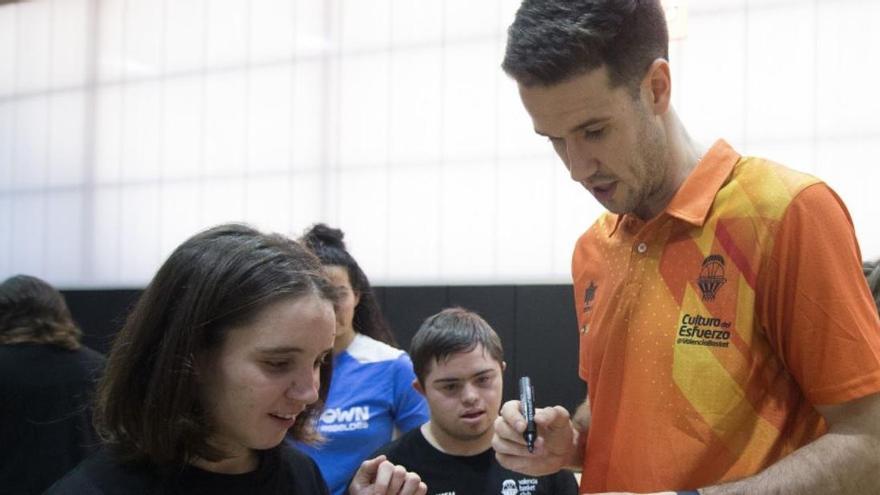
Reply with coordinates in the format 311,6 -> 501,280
0,0 -> 878,288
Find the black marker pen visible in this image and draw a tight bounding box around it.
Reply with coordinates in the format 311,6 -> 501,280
519,376 -> 537,453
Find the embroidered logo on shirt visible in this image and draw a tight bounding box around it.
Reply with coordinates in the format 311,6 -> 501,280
501,478 -> 540,494
697,254 -> 727,301
676,313 -> 733,348
580,281 -> 598,335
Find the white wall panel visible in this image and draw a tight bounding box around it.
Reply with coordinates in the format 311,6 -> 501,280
496,159 -> 555,279
12,195 -> 46,278
337,168 -> 389,277
388,49 -> 442,166
158,182 -> 201,259
391,0 -> 442,45
338,55 -> 389,168
0,104 -> 13,188
11,97 -> 48,189
118,184 -> 161,285
250,0 -> 296,63
48,92 -> 86,186
0,8 -> 15,96
45,191 -> 84,284
244,175 -> 293,235
203,73 -> 247,176
123,0 -> 163,79
15,1 -> 50,92
386,165 -> 442,282
94,87 -> 123,184
248,66 -> 292,174
745,3 -> 814,142
161,77 -> 203,180
816,0 -> 880,137
439,162 -> 496,281
164,0 -> 205,73
291,61 -> 324,169
205,0 -> 248,68
442,41 -> 497,162
91,187 -> 121,283
120,82 -> 162,181
340,0 -> 390,51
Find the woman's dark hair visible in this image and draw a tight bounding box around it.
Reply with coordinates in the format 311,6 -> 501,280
95,223 -> 338,466
0,274 -> 81,350
503,0 -> 669,92
409,307 -> 504,385
300,223 -> 396,346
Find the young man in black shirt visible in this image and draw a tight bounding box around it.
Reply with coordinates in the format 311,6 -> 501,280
373,308 -> 578,495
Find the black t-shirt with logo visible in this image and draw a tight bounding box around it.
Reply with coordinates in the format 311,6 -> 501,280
373,428 -> 579,495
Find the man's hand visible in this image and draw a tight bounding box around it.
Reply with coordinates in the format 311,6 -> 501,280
492,400 -> 577,476
348,455 -> 427,495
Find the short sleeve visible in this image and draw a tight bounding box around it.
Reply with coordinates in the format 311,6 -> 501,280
758,183 -> 880,405
390,353 -> 430,432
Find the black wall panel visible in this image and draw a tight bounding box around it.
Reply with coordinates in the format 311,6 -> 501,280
61,284 -> 587,414
514,285 -> 585,413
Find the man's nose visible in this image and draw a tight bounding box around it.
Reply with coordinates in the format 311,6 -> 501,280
565,139 -> 598,182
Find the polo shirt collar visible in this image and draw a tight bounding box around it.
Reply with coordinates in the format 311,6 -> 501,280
608,139 -> 740,236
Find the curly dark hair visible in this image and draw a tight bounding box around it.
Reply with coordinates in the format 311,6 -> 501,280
300,223 -> 397,347
95,223 -> 339,466
0,274 -> 81,350
502,0 -> 669,91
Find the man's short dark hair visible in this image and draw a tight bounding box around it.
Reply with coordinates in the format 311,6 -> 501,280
502,0 -> 669,90
410,307 -> 504,385
95,223 -> 339,466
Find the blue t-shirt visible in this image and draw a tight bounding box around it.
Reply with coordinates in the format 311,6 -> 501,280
293,334 -> 429,495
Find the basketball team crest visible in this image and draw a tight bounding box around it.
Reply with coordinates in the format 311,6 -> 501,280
581,281 -> 597,335
697,255 -> 727,301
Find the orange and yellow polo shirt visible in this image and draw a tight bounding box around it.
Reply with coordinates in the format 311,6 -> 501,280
572,139 -> 880,493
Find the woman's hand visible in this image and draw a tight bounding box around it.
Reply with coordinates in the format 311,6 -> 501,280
349,455 -> 427,495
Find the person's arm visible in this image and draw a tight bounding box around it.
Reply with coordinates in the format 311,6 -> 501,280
695,392 -> 880,495
593,392 -> 880,495
492,400 -> 584,475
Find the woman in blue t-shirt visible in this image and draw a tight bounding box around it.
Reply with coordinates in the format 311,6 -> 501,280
294,224 -> 430,495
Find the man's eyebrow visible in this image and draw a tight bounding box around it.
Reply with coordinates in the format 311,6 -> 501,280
535,117 -> 609,138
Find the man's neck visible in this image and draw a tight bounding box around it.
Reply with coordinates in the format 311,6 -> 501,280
421,422 -> 492,457
634,109 -> 704,220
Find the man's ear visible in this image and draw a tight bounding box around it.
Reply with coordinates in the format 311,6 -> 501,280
643,58 -> 671,115
412,378 -> 425,396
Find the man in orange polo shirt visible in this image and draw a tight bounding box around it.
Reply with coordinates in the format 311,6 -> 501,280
491,1 -> 880,494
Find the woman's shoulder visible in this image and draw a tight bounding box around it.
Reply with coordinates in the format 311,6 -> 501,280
345,334 -> 406,365
46,450 -> 158,494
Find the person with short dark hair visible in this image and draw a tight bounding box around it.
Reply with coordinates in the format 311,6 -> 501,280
375,308 -> 578,495
294,224 -> 429,495
46,224 -> 426,495
493,1 -> 880,494
0,275 -> 106,495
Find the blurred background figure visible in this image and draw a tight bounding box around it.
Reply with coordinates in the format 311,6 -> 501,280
0,275 -> 106,495
865,259 -> 880,315
293,224 -> 429,495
